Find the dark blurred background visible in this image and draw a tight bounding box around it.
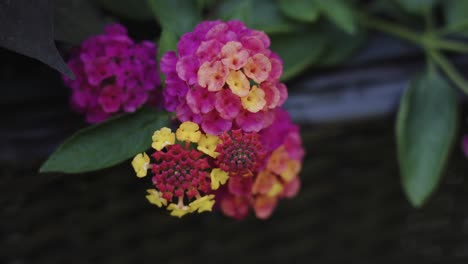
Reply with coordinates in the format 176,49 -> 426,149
2,0 -> 468,263
2,36 -> 468,263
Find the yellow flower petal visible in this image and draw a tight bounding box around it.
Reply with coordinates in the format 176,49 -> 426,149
267,146 -> 288,175
176,121 -> 202,143
131,152 -> 150,178
151,127 -> 175,151
145,189 -> 167,207
280,160 -> 301,182
167,203 -> 190,218
189,195 -> 215,213
197,134 -> 220,158
267,181 -> 284,197
210,168 -> 229,190
226,70 -> 250,97
241,85 -> 266,113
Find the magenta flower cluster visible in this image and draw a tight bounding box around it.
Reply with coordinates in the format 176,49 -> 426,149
63,24 -> 160,123
161,20 -> 287,135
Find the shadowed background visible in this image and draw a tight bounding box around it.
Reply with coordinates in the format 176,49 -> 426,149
2,28 -> 468,263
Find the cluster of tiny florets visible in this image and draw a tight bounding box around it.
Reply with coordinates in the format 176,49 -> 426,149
215,129 -> 264,177
152,144 -> 211,201
218,109 -> 305,220
63,23 -> 160,123
161,20 -> 287,135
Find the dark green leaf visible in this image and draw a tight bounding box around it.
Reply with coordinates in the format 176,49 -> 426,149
214,0 -> 296,34
443,0 -> 468,34
40,108 -> 170,174
318,24 -> 366,66
196,0 -> 217,12
214,0 -> 251,25
97,0 -> 153,20
55,0 -> 108,44
0,0 -> 73,78
148,0 -> 201,37
396,70 -> 458,207
270,29 -> 327,81
278,0 -> 320,23
314,0 -> 357,34
394,0 -> 437,14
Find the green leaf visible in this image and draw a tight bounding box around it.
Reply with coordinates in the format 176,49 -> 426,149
318,23 -> 366,66
97,0 -> 153,20
314,0 -> 357,34
196,0 -> 217,12
148,0 -> 201,37
214,0 -> 296,34
270,29 -> 327,81
40,108 -> 170,174
55,0 -> 107,44
443,0 -> 468,34
394,0 -> 438,14
278,0 -> 320,23
214,0 -> 251,25
396,70 -> 458,207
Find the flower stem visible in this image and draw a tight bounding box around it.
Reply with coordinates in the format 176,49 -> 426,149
436,21 -> 468,36
356,13 -> 422,45
429,39 -> 468,53
356,13 -> 468,53
428,49 -> 468,94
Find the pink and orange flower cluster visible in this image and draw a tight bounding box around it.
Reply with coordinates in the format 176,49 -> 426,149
161,20 -> 287,135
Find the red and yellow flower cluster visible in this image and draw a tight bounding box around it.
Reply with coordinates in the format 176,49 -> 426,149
132,109 -> 304,220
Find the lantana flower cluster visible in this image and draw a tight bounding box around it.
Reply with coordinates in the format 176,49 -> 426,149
63,24 -> 160,123
66,20 -> 305,220
132,121 -> 228,217
161,20 -> 287,135
133,108 -> 304,220
217,108 -> 304,220
129,20 -> 305,220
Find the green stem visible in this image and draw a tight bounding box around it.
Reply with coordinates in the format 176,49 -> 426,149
424,6 -> 434,33
428,50 -> 468,94
425,50 -> 436,74
356,13 -> 422,45
356,13 -> 468,54
429,39 -> 468,53
436,21 -> 468,36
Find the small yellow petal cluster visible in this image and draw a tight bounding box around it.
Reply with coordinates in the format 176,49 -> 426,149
210,168 -> 229,190
167,203 -> 191,218
197,134 -> 221,158
131,152 -> 150,178
189,194 -> 216,213
241,85 -> 266,113
145,189 -> 167,207
176,121 -> 202,143
166,195 -> 216,218
151,127 -> 175,151
226,70 -> 250,97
